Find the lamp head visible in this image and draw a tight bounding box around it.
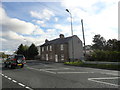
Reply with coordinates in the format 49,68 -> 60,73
66,9 -> 69,12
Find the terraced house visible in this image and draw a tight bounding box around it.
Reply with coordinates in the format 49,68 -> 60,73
37,34 -> 83,62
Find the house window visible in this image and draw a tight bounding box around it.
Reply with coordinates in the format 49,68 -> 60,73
61,54 -> 64,61
42,47 -> 44,52
50,45 -> 52,51
42,54 -> 44,59
60,44 -> 64,50
47,46 -> 48,51
50,54 -> 52,59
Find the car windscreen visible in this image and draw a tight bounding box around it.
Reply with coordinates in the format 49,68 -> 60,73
15,55 -> 24,59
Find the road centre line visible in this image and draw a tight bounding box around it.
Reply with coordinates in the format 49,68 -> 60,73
88,77 -> 120,87
27,67 -> 56,74
57,72 -> 94,74
27,67 -> 95,74
41,70 -> 56,74
40,68 -> 70,71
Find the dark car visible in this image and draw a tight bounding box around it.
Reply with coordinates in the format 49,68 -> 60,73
4,54 -> 26,69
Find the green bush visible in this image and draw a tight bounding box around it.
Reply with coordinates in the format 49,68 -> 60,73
88,50 -> 120,62
64,61 -> 83,66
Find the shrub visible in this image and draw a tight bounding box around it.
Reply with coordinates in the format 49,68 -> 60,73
87,50 -> 120,62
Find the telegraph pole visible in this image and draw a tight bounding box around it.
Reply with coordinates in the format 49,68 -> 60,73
81,19 -> 86,59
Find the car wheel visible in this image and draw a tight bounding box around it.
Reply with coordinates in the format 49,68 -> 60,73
8,64 -> 14,69
8,64 -> 12,68
21,64 -> 24,68
4,64 -> 7,68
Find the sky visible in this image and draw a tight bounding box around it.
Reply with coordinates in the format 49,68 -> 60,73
0,0 -> 119,54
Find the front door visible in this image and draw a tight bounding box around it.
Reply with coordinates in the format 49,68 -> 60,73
46,54 -> 48,61
55,55 -> 58,62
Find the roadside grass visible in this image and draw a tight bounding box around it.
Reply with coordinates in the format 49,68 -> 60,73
64,61 -> 119,71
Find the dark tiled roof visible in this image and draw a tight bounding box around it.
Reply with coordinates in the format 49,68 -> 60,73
41,35 -> 77,47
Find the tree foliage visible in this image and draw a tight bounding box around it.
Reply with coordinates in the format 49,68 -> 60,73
92,34 -> 106,50
87,34 -> 120,62
16,43 -> 38,60
16,44 -> 25,55
28,43 -> 38,59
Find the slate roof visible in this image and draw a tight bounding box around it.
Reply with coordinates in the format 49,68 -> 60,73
40,35 -> 77,47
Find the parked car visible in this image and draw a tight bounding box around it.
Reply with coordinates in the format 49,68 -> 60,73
4,54 -> 26,69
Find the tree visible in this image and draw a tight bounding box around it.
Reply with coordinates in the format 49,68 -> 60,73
16,44 -> 28,58
92,34 -> 106,50
16,44 -> 25,55
28,43 -> 38,59
106,39 -> 120,51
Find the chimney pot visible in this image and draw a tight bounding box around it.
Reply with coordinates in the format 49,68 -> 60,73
59,34 -> 64,38
45,39 -> 49,43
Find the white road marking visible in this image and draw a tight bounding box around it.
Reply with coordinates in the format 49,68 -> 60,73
88,77 -> 120,87
8,77 -> 12,80
18,83 -> 25,87
0,73 -> 33,90
89,77 -> 119,80
25,86 -> 34,90
27,67 -> 95,74
41,70 -> 56,74
12,80 -> 17,83
40,68 -> 70,71
101,72 -> 118,76
27,67 -> 56,74
4,76 -> 8,78
57,72 -> 94,74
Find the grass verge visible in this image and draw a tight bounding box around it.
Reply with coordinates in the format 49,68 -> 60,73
64,61 -> 119,71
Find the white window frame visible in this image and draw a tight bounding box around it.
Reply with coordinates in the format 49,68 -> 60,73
50,45 -> 52,51
60,44 -> 64,50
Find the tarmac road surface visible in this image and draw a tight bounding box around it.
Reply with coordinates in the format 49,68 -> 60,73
1,60 -> 120,89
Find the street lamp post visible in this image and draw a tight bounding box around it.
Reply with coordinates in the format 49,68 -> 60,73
66,9 -> 74,62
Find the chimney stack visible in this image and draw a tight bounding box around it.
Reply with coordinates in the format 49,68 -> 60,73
45,39 -> 49,43
59,34 -> 64,38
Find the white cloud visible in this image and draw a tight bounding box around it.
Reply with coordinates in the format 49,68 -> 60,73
33,20 -> 46,27
2,31 -> 24,40
54,17 -> 58,22
61,0 -> 118,44
30,8 -> 55,20
0,7 -> 45,54
0,7 -> 40,35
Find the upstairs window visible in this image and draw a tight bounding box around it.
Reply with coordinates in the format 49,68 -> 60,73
50,45 -> 52,51
46,46 -> 48,51
60,44 -> 64,50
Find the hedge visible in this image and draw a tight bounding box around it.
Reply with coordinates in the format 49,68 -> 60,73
87,50 -> 120,62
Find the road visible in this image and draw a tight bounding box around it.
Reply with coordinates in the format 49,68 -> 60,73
1,60 -> 120,89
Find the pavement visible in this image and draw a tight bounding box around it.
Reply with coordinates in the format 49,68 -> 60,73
1,60 -> 120,89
